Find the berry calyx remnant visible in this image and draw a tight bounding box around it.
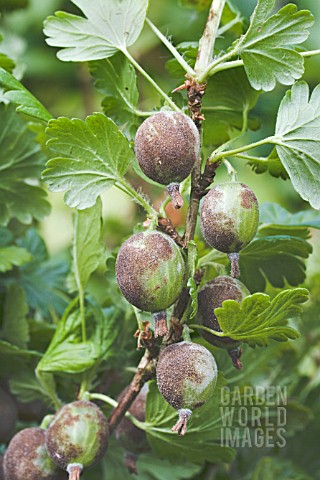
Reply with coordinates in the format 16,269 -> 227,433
197,275 -> 250,369
116,231 -> 186,337
46,401 -> 109,480
135,111 -> 200,209
200,182 -> 259,277
156,341 -> 218,435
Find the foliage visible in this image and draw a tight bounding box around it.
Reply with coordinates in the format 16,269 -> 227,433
0,1 -> 319,479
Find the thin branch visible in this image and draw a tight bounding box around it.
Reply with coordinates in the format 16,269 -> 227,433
146,18 -> 196,77
301,49 -> 320,57
123,48 -> 180,112
209,136 -> 276,163
184,0 -> 226,246
194,0 -> 227,77
107,348 -> 157,434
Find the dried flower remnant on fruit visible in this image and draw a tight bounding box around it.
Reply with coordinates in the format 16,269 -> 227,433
135,111 -> 200,208
156,341 -> 218,435
115,384 -> 149,474
116,231 -> 186,337
197,276 -> 250,368
3,427 -> 67,480
46,401 -> 109,480
200,182 -> 259,277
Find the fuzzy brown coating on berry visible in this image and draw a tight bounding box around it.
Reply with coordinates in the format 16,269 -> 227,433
115,384 -> 149,455
156,341 -> 218,411
116,231 -> 185,313
46,401 -> 109,472
200,182 -> 259,253
197,276 -> 249,349
3,427 -> 67,480
0,388 -> 17,443
135,111 -> 200,185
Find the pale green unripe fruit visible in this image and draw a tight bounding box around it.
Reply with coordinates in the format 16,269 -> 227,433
46,401 -> 109,475
200,182 -> 259,253
116,231 -> 185,313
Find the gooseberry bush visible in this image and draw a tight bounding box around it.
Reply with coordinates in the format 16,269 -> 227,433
0,0 -> 320,478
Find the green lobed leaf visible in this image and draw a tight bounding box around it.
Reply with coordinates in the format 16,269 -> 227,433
9,366 -> 52,404
37,308 -> 98,374
0,227 -> 13,247
202,68 -> 261,147
0,340 -> 41,357
0,67 -> 52,122
67,198 -> 105,294
0,246 -> 31,272
102,438 -> 202,480
13,229 -> 69,318
166,42 -> 198,79
0,105 -> 50,226
2,284 -> 29,349
145,377 -> 235,464
214,288 -> 308,347
236,0 -> 314,91
89,52 -> 140,140
259,202 -> 320,238
251,457 -> 313,480
42,113 -> 135,209
239,235 -> 312,292
245,147 -> 289,180
273,82 -> 320,209
0,53 -> 15,73
44,0 -> 149,62
89,305 -> 122,362
17,227 -> 48,263
37,298 -> 120,375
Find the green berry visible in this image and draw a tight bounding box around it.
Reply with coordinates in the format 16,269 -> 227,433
200,182 -> 259,253
116,231 -> 185,336
46,401 -> 109,478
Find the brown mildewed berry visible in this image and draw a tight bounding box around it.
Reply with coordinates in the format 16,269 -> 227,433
135,111 -> 200,209
3,427 -> 67,480
156,341 -> 218,435
197,276 -> 250,369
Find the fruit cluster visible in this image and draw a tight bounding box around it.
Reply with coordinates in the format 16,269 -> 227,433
1,110 -> 260,478
115,111 -> 259,433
